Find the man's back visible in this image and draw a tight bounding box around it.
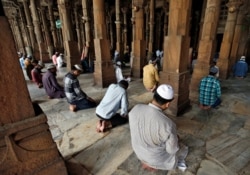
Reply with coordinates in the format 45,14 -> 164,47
233,60 -> 248,77
143,64 -> 159,89
199,75 -> 221,106
129,103 -> 179,170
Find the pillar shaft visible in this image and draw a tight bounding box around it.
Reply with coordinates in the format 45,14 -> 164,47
93,0 -> 116,87
148,0 -> 155,53
190,0 -> 221,99
160,0 -> 191,116
48,1 -> 59,49
115,0 -> 122,53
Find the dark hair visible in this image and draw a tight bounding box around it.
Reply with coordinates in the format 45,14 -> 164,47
118,80 -> 129,89
153,92 -> 173,105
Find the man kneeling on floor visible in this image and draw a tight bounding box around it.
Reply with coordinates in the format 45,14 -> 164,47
96,80 -> 129,132
64,64 -> 96,112
129,84 -> 188,171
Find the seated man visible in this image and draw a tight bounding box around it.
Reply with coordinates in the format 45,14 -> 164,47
64,64 -> 96,112
31,61 -> 44,88
129,84 -> 187,171
96,80 -> 129,132
115,61 -> 131,83
42,64 -> 65,99
199,67 -> 221,109
232,56 -> 248,78
143,57 -> 159,92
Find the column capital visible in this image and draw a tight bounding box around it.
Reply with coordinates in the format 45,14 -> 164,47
227,0 -> 243,13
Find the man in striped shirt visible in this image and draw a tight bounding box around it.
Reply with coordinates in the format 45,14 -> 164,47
199,67 -> 221,109
64,64 -> 96,112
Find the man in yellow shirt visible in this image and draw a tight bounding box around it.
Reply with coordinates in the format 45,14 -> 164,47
143,57 -> 159,92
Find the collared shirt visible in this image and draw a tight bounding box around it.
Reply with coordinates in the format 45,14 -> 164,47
56,56 -> 64,68
199,75 -> 221,106
129,103 -> 179,170
96,84 -> 128,119
64,72 -> 87,103
143,64 -> 159,89
31,67 -> 43,85
233,61 -> 248,77
42,70 -> 64,97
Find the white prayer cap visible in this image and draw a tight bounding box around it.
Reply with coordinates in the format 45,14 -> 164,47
47,64 -> 56,70
74,64 -> 83,72
240,56 -> 246,61
116,61 -> 122,66
156,84 -> 174,100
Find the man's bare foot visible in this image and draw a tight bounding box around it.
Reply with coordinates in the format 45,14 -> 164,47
98,120 -> 112,132
142,162 -> 157,172
96,120 -> 102,132
69,104 -> 76,112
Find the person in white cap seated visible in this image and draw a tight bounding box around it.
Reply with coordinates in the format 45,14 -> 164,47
232,56 -> 248,78
143,57 -> 160,92
129,84 -> 188,172
42,64 -> 65,99
199,67 -> 221,110
56,53 -> 66,68
64,64 -> 96,112
115,61 -> 131,83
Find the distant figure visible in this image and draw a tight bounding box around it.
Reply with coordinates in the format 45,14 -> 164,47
232,56 -> 248,78
42,64 -> 65,99
64,64 -> 96,112
96,80 -> 129,132
143,57 -> 159,92
19,53 -> 25,69
113,50 -> 120,63
80,44 -> 90,73
52,52 -> 59,65
24,56 -> 34,80
57,53 -> 66,68
115,61 -> 131,83
129,84 -> 188,171
31,61 -> 44,88
199,67 -> 221,109
210,61 -> 219,78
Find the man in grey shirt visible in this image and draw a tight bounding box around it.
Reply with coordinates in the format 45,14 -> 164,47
129,84 -> 182,171
96,80 -> 129,132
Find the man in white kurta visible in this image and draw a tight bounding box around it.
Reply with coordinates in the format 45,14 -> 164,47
129,84 -> 179,170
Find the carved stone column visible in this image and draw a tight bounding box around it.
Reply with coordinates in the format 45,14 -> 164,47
58,0 -> 80,70
115,0 -> 123,55
48,1 -> 59,49
93,0 -> 116,87
122,7 -> 128,52
22,0 -> 36,55
0,2 -> 67,173
74,4 -> 82,53
13,15 -> 26,54
40,7 -> 54,59
217,0 -> 242,79
160,0 -> 191,116
190,0 -> 221,99
131,0 -> 146,78
148,0 -> 155,55
30,0 -> 47,61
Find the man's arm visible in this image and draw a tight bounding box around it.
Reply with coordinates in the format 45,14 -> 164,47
72,79 -> 87,98
120,92 -> 129,117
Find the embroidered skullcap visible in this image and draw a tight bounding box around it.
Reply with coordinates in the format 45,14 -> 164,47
74,64 -> 83,72
116,61 -> 122,66
240,56 -> 246,61
209,67 -> 218,74
47,64 -> 56,70
156,84 -> 174,100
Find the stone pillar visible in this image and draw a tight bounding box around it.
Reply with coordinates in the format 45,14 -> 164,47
160,0 -> 191,116
131,0 -> 146,78
48,1 -> 59,50
122,7 -> 128,52
145,6 -> 150,55
148,0 -> 155,56
74,4 -> 82,53
115,0 -> 123,55
217,0 -> 242,79
22,0 -> 36,55
155,12 -> 163,50
93,0 -> 116,87
13,15 -> 26,54
230,2 -> 246,66
40,7 -> 54,59
0,2 -> 67,174
190,0 -> 221,100
58,0 -> 80,70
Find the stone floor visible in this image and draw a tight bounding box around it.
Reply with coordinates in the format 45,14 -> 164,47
25,66 -> 250,175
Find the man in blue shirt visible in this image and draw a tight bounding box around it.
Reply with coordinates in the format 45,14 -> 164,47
232,56 -> 248,78
199,67 -> 221,109
96,80 -> 129,132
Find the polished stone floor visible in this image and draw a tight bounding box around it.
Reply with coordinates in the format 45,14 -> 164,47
25,66 -> 250,175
